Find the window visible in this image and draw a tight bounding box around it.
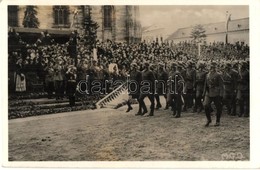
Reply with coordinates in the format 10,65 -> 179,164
8,6 -> 18,27
103,6 -> 112,29
53,6 -> 69,27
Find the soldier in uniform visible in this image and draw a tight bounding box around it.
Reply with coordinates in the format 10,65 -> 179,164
137,62 -> 156,117
167,62 -> 184,118
222,62 -> 238,115
237,61 -> 249,117
65,65 -> 77,107
194,61 -> 207,113
126,63 -> 142,113
155,62 -> 168,110
203,61 -> 223,127
183,60 -> 196,112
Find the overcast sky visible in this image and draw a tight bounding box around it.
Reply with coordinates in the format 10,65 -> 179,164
139,5 -> 249,35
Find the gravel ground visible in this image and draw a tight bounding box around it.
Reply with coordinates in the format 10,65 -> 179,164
8,104 -> 249,161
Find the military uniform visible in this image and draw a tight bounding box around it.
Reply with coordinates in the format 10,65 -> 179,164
194,62 -> 207,113
127,63 -> 142,113
222,62 -> 238,115
203,62 -> 223,126
183,60 -> 196,111
138,62 -> 156,116
65,65 -> 77,106
155,63 -> 168,109
167,62 -> 184,118
237,62 -> 249,117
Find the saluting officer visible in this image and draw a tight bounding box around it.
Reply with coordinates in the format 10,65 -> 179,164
203,61 -> 223,127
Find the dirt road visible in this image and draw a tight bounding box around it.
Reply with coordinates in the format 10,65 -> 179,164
8,105 -> 249,161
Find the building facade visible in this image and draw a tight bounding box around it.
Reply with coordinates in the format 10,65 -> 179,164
141,25 -> 167,44
8,5 -> 142,43
166,18 -> 249,45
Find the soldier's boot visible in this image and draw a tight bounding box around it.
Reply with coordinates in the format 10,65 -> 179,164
126,101 -> 133,112
172,110 -> 177,117
155,103 -> 162,110
174,106 -> 181,118
164,103 -> 169,110
174,110 -> 181,118
205,106 -> 212,127
192,106 -> 197,113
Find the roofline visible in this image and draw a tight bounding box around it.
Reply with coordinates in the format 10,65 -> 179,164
165,29 -> 249,41
171,17 -> 249,31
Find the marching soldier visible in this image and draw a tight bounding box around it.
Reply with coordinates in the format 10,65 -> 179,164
155,62 -> 168,110
237,61 -> 249,117
194,61 -> 207,113
203,61 -> 223,127
137,62 -> 156,117
126,63 -> 142,113
222,62 -> 238,115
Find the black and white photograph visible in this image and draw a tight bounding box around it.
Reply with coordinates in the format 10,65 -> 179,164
2,0 -> 260,168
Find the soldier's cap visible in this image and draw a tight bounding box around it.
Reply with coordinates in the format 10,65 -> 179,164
158,62 -> 165,67
171,61 -> 178,67
225,62 -> 232,68
198,61 -> 205,68
144,62 -> 150,66
187,60 -> 193,67
239,61 -> 247,67
177,61 -> 184,68
210,61 -> 217,67
68,65 -> 77,70
131,62 -> 138,67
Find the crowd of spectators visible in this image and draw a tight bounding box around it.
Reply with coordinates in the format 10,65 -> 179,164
8,29 -> 249,100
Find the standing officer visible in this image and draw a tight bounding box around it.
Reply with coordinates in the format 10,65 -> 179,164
65,65 -> 77,107
138,62 -> 156,116
237,61 -> 249,117
222,62 -> 238,115
194,61 -> 207,113
167,62 -> 184,118
183,60 -> 196,112
203,61 -> 223,127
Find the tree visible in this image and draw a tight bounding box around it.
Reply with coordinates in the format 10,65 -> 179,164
23,6 -> 39,28
190,24 -> 206,43
83,6 -> 99,49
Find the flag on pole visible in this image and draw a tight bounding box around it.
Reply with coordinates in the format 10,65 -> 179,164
225,11 -> 231,32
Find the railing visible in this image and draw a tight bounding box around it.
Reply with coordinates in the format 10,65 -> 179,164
95,82 -> 128,109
